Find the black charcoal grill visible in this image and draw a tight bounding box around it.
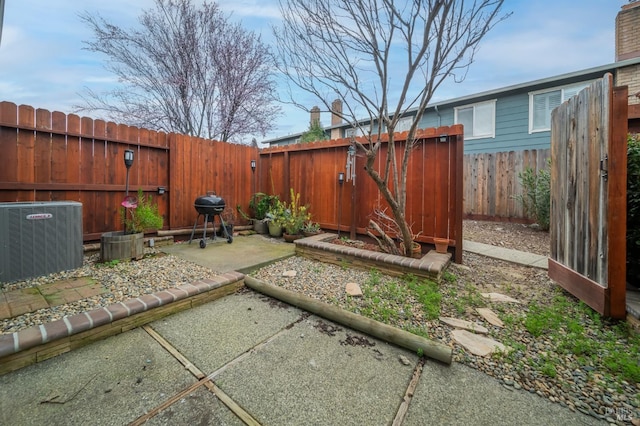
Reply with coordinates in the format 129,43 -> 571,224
188,193 -> 233,248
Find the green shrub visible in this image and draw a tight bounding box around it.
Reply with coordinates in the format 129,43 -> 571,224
121,189 -> 163,234
514,160 -> 551,231
299,120 -> 328,143
628,134 -> 640,287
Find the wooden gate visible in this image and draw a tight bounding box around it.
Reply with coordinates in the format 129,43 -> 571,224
548,73 -> 628,319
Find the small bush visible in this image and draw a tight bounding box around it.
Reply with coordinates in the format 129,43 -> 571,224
514,161 -> 551,231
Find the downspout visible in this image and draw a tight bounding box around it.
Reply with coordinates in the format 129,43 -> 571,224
434,104 -> 441,127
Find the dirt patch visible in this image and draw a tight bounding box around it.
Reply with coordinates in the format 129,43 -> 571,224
463,220 -> 549,256
340,334 -> 376,347
330,220 -> 550,258
259,296 -> 290,310
314,320 -> 342,336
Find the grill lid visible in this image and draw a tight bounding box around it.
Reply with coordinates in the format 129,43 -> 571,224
195,194 -> 225,207
194,193 -> 226,215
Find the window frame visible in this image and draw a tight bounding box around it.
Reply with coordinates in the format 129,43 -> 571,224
453,99 -> 497,140
528,81 -> 592,134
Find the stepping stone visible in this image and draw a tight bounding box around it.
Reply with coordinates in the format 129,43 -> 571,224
282,270 -> 297,277
481,292 -> 522,304
451,329 -> 507,357
345,282 -> 363,297
476,308 -> 504,328
439,317 -> 488,334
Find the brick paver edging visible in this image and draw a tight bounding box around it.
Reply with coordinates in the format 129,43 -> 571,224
295,233 -> 451,280
0,271 -> 244,375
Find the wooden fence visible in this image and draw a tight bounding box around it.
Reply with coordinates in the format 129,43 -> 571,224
260,126 -> 464,263
0,102 -> 463,262
548,74 -> 627,318
0,102 -> 258,241
463,149 -> 551,222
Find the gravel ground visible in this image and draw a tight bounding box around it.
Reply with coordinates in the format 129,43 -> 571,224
2,221 -> 638,425
1,250 -> 218,334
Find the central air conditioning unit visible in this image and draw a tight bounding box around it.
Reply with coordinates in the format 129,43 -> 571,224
0,201 -> 83,283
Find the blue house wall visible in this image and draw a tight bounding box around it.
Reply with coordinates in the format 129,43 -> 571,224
262,59 -> 639,153
420,92 -> 552,154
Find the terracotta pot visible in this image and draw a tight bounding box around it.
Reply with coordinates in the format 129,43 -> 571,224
433,237 -> 449,254
400,241 -> 422,258
283,233 -> 303,243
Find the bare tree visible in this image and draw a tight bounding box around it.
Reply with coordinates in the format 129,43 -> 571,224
78,0 -> 280,143
274,0 -> 508,255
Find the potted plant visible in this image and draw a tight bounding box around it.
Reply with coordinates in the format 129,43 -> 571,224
101,189 -> 164,262
282,189 -> 311,242
237,193 -> 279,234
265,198 -> 286,237
302,221 -> 321,237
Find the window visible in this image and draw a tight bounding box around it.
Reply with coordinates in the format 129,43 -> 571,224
395,117 -> 413,133
529,82 -> 590,133
345,127 -> 365,138
454,100 -> 496,140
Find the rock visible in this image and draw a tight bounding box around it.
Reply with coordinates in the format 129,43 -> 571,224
476,308 -> 505,327
345,282 -> 363,297
439,316 -> 489,334
451,329 -> 507,357
480,292 -> 522,304
282,270 -> 297,277
399,355 -> 411,366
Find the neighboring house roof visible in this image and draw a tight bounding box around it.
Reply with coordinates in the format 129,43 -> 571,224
262,57 -> 640,146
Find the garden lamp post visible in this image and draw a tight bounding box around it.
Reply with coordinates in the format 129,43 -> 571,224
124,149 -> 134,196
250,159 -> 256,196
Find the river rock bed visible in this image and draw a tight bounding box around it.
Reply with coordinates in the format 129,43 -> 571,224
1,250 -> 219,334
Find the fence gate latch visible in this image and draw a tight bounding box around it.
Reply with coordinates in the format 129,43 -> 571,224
600,155 -> 608,182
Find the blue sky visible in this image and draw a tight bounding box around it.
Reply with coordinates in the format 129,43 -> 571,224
0,0 -> 630,143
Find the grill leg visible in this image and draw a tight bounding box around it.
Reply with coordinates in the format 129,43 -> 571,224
188,214 -> 202,244
203,214 -> 209,240
219,214 -> 233,243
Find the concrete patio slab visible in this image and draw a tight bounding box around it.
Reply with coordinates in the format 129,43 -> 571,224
214,313 -> 419,426
161,234 -> 296,274
149,290 -> 304,373
144,387 -> 243,426
404,361 -> 602,426
0,328 -> 196,426
463,240 -> 548,269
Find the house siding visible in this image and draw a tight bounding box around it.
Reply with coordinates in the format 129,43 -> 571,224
262,61 -> 637,152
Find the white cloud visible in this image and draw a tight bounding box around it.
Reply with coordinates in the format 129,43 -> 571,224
0,0 -> 632,142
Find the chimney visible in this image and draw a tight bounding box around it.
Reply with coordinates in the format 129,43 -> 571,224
310,106 -> 320,127
616,1 -> 640,61
330,99 -> 342,140
616,1 -> 640,108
